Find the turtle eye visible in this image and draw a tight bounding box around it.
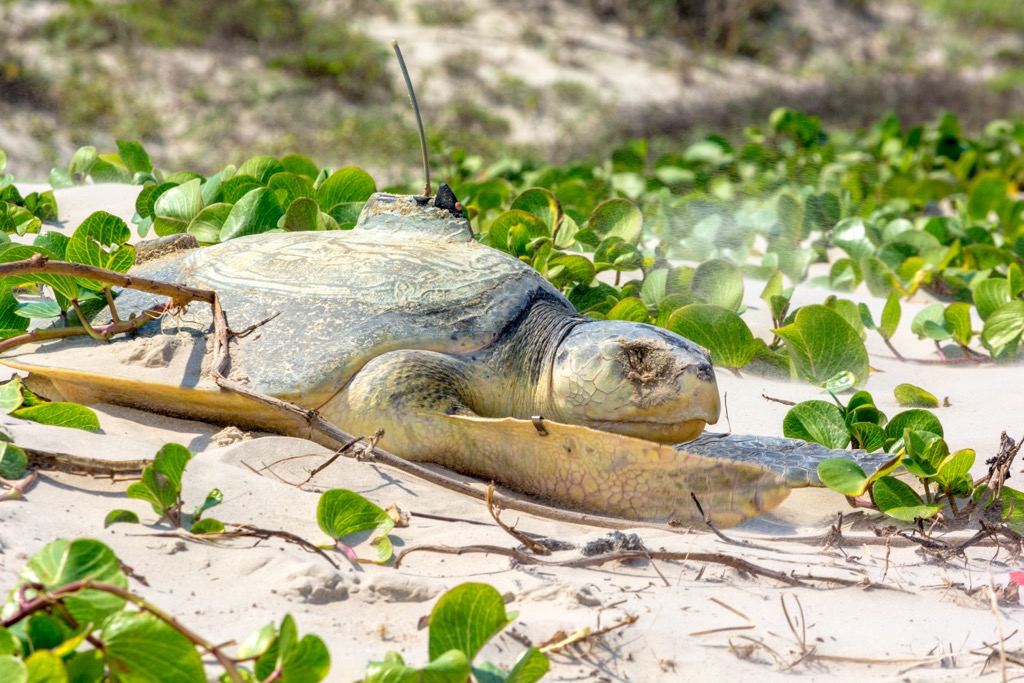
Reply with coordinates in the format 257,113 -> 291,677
433,183 -> 464,217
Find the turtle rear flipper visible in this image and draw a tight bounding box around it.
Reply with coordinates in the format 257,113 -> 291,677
328,349 -> 788,527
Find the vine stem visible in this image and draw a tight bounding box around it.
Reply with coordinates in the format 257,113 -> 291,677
5,579 -> 243,682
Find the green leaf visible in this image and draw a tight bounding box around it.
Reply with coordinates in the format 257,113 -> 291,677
317,489 -> 394,559
14,301 -> 62,319
884,409 -> 943,442
817,458 -> 868,496
546,254 -> 594,288
279,633 -> 331,683
279,154 -> 320,179
872,476 -> 942,521
221,175 -> 264,203
153,178 -> 204,236
237,155 -> 286,185
587,198 -> 642,245
315,166 -> 376,212
511,188 -> 561,231
968,173 -> 1008,220
942,302 -> 972,346
104,509 -> 141,527
364,650 -> 469,683
690,259 -> 743,312
936,449 -> 975,491
219,188 -> 284,242
0,377 -> 24,412
982,300 -> 1024,355
782,400 -> 850,449
189,518 -> 224,535
606,297 -> 648,322
666,305 -> 756,369
974,277 -> 1011,321
850,422 -> 887,452
192,488 -> 223,521
102,612 -> 205,683
65,211 -> 135,290
879,291 -> 901,339
773,305 -> 870,386
428,583 -> 512,662
126,443 -> 192,518
486,210 -> 549,256
236,623 -> 277,660
861,256 -> 898,297
893,384 -> 939,408
116,140 -> 152,176
1,539 -> 127,626
269,172 -> 316,208
281,197 -> 328,232
11,400 -> 99,431
0,442 -> 27,479
0,656 -> 26,683
828,258 -> 862,292
505,647 -> 550,683
24,650 -> 66,682
0,244 -> 79,301
187,203 -> 232,244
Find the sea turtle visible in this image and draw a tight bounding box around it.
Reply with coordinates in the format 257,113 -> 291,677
1,187 -> 884,526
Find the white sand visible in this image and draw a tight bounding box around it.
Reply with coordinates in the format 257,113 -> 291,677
1,184 -> 1022,681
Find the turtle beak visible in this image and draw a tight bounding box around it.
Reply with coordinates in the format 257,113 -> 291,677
433,183 -> 464,218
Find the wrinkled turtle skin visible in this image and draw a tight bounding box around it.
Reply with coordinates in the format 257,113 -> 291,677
1,187 -> 887,526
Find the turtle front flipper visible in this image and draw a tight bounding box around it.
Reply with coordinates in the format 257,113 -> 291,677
420,415 -> 788,527
326,350 -> 788,527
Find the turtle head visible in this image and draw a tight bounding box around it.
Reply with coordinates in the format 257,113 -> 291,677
549,321 -> 720,443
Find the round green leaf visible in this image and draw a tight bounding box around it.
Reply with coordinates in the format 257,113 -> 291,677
782,400 -> 851,449
102,612 -> 205,683
666,304 -> 756,369
511,188 -> 561,231
280,197 -> 325,232
11,402 -> 100,432
506,646 -> 550,683
546,254 -> 594,288
66,211 -> 135,287
606,297 -> 648,322
0,656 -> 26,683
315,166 -> 376,211
587,198 -> 642,245
872,476 -> 942,521
816,458 -> 868,496
690,259 -> 744,312
0,443 -> 28,479
268,172 -> 315,207
316,489 -> 393,541
279,154 -> 319,179
152,178 -> 203,236
104,509 -> 141,527
773,305 -> 870,386
189,518 -> 224,535
487,210 -> 549,256
982,300 -> 1024,355
3,539 -> 127,626
186,203 -> 232,244
237,155 -> 286,185
942,302 -> 972,346
280,634 -> 331,683
974,277 -> 1011,321
884,409 -> 943,442
428,583 -> 512,662
893,383 -> 939,408
219,188 -> 284,242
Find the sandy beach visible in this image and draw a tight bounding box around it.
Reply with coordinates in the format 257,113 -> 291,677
1,183 -> 1021,682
